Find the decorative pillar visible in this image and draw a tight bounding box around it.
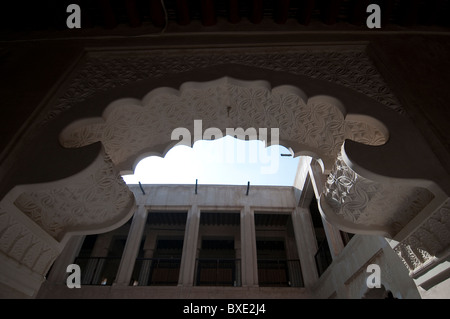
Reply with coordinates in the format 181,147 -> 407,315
114,205 -> 147,286
178,204 -> 200,286
309,159 -> 345,259
241,206 -> 258,287
291,207 -> 319,287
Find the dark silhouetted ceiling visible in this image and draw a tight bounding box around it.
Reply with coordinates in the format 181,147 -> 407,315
1,0 -> 449,34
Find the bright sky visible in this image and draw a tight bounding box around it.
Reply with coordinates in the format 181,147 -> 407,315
121,135 -> 300,186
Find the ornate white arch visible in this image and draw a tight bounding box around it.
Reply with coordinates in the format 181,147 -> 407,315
59,77 -> 389,172
27,77 -> 450,276
1,72 -> 449,297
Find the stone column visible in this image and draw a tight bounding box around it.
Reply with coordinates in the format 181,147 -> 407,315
46,235 -> 85,284
241,206 -> 258,287
291,207 -> 319,288
137,232 -> 157,286
178,204 -> 200,286
114,205 -> 147,286
83,232 -> 113,285
309,159 -> 345,259
91,233 -> 113,257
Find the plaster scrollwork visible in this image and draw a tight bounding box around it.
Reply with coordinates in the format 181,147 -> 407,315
40,47 -> 404,125
322,151 -> 435,237
393,199 -> 450,275
13,152 -> 135,241
0,205 -> 59,275
59,77 -> 389,173
0,151 -> 134,294
344,115 -> 389,146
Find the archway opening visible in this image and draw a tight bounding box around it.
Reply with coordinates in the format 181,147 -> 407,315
121,135 -> 301,187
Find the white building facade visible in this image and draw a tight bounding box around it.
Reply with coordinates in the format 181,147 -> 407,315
37,178 -> 428,299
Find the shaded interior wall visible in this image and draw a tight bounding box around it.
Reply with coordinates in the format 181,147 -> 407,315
311,235 -> 422,299
366,34 -> 450,177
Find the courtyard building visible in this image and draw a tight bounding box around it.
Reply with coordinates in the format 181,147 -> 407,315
0,0 -> 449,300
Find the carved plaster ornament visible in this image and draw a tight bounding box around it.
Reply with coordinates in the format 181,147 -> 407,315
3,48 -> 445,296
59,77 -> 389,172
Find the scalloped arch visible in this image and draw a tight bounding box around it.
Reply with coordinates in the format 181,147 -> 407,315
59,77 -> 389,174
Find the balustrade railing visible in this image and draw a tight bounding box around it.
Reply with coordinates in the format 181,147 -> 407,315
257,259 -> 304,287
73,256 -> 121,286
71,256 -> 305,287
131,258 -> 182,286
194,258 -> 241,286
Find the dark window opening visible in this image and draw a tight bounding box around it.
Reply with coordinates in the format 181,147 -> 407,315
254,213 -> 304,287
195,237 -> 240,287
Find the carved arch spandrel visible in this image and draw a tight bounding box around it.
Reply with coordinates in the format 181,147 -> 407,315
10,149 -> 135,245
0,203 -> 60,276
319,149 -> 442,238
0,147 -> 135,297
